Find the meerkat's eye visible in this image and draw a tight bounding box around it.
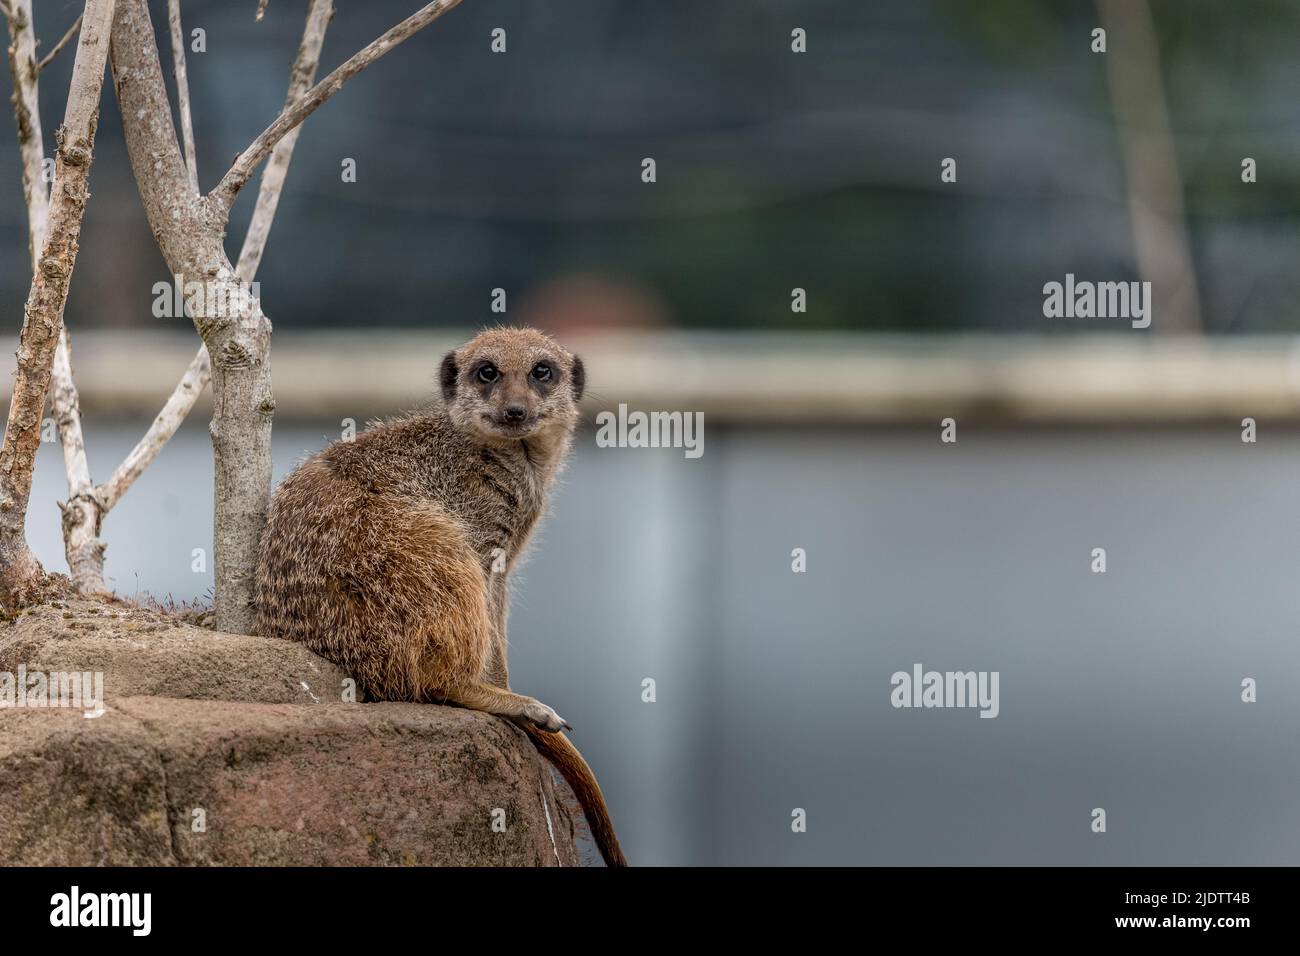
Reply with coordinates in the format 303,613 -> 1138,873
476,364 -> 499,384
531,363 -> 553,383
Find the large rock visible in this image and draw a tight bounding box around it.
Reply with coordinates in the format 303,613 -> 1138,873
0,598 -> 578,866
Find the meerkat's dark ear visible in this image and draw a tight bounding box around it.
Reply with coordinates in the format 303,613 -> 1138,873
440,351 -> 459,402
570,355 -> 586,401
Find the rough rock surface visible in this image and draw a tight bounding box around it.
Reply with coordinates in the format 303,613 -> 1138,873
0,598 -> 351,705
0,597 -> 578,866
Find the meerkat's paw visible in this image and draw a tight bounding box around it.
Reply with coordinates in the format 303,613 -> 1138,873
523,697 -> 571,733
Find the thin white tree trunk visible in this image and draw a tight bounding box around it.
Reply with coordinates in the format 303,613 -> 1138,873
111,0 -> 272,632
0,0 -> 116,607
99,1 -> 331,520
108,0 -> 349,630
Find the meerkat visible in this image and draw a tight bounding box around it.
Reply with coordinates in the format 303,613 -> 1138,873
254,326 -> 627,867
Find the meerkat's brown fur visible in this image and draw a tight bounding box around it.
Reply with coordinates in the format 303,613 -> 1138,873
255,327 -> 627,866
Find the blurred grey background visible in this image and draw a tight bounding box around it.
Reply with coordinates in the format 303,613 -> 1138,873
5,0 -> 1300,865
5,0 -> 1300,336
24,418 -> 1300,865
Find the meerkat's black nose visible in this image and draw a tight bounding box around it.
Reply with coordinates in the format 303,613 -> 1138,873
503,404 -> 527,422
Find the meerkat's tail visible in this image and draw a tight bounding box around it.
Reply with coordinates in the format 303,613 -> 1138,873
519,723 -> 628,867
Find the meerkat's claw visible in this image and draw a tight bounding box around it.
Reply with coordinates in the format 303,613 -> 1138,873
524,700 -> 568,733
539,712 -> 567,733
540,716 -> 566,733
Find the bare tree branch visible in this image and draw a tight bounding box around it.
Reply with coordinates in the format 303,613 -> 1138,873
113,0 -> 270,631
98,345 -> 209,512
36,13 -> 83,74
51,333 -> 106,590
6,0 -> 48,264
237,0 -> 332,278
5,0 -> 108,594
167,0 -> 198,193
0,0 -> 116,606
102,0 -> 334,517
211,0 -> 462,209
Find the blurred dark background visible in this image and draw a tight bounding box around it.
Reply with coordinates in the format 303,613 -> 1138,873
6,0 -> 1300,337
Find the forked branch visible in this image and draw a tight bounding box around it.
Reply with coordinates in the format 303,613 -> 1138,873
101,0 -> 335,516
212,0 -> 461,208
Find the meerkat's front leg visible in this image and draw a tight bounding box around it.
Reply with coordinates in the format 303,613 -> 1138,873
484,574 -> 511,689
443,682 -> 570,733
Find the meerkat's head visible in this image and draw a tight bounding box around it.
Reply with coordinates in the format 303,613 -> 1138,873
440,327 -> 585,442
